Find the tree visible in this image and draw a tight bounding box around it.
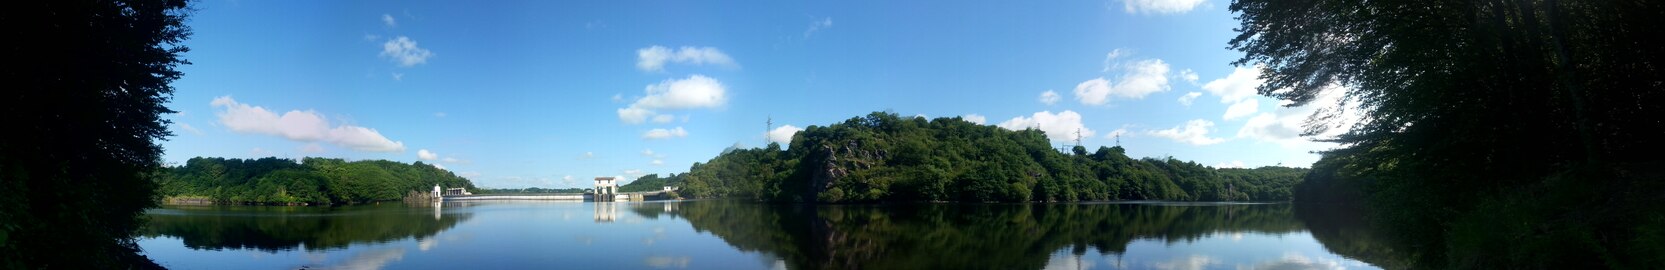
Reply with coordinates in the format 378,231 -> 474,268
1232,0 -> 1665,267
1,0 -> 191,268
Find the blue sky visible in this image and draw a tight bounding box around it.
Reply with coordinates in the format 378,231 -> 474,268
163,0 -> 1346,188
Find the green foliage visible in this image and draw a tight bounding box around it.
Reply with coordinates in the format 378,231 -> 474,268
1234,0 -> 1665,267
679,112 -> 1307,203
154,157 -> 480,205
1,0 -> 192,268
618,173 -> 685,192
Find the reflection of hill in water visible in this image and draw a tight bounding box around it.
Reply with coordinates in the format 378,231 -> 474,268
635,201 -> 1305,269
140,204 -> 471,252
1295,203 -> 1411,269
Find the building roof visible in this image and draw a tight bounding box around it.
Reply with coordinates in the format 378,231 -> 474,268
595,176 -> 616,180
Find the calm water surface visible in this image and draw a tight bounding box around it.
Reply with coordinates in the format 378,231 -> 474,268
138,200 -> 1386,269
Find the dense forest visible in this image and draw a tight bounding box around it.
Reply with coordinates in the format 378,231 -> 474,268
154,157 -> 479,205
673,112 -> 1307,203
1234,0 -> 1665,267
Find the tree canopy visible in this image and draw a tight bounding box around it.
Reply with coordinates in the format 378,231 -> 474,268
1233,0 -> 1665,267
154,157 -> 480,205
1,0 -> 192,268
676,112 -> 1307,203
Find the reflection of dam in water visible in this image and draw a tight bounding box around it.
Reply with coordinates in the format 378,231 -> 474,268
441,177 -> 679,202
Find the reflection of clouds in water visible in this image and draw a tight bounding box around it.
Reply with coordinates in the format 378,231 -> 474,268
1232,232 -> 1244,242
1043,254 -> 1097,270
644,255 -> 691,268
1153,255 -> 1218,270
313,248 -> 405,270
644,226 -> 669,246
1236,252 -> 1356,270
418,237 -> 438,251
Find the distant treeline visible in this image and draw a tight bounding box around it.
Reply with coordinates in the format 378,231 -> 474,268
672,112 -> 1307,203
155,157 -> 479,205
475,187 -> 586,194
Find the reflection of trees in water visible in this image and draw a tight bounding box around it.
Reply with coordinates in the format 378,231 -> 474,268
140,204 -> 472,252
642,201 -> 1306,269
1295,203 -> 1411,269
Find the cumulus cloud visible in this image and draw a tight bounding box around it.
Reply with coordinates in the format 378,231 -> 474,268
418,149 -> 439,160
616,75 -> 728,124
804,17 -> 834,38
381,14 -> 396,27
381,36 -> 433,67
1237,84 -> 1361,148
1202,66 -> 1268,121
643,127 -> 689,140
765,125 -> 804,144
1178,68 -> 1199,84
962,114 -> 987,125
1178,92 -> 1202,106
1222,99 -> 1260,120
1214,160 -> 1246,168
651,159 -> 664,166
641,149 -> 656,157
997,111 -> 1096,142
1075,59 -> 1172,105
1148,119 -> 1225,146
580,152 -> 595,159
636,46 -> 736,72
1038,90 -> 1061,105
211,96 -> 406,152
1105,126 -> 1132,140
1124,0 -> 1207,14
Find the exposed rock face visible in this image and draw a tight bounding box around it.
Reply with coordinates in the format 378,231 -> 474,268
807,139 -> 889,197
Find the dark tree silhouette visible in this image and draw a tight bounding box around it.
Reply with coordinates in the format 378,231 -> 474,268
1,0 -> 191,268
1232,0 -> 1665,267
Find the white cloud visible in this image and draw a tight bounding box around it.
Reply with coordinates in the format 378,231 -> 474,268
175,122 -> 203,135
1105,126 -> 1132,139
641,149 -> 658,157
643,127 -> 689,140
211,96 -> 406,152
636,46 -> 736,72
1038,90 -> 1061,105
1150,255 -> 1218,270
1124,0 -> 1207,14
651,114 -> 676,124
766,125 -> 803,144
997,111 -> 1096,142
441,157 -> 466,164
1237,84 -> 1361,148
1202,66 -> 1262,104
381,36 -> 433,67
616,75 -> 728,124
651,159 -> 664,166
804,17 -> 834,38
391,72 -> 404,81
1178,68 -> 1199,84
1222,99 -> 1259,120
1102,49 -> 1127,72
418,149 -> 439,160
1075,59 -> 1172,105
433,164 -> 447,171
1148,119 -> 1226,146
962,114 -> 987,125
381,14 -> 396,27
580,152 -> 595,159
1202,66 -> 1275,122
1178,92 -> 1202,106
1214,160 -> 1246,168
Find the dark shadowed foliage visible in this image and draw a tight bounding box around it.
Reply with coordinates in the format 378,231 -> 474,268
1232,0 -> 1665,267
0,0 -> 191,268
154,157 -> 480,205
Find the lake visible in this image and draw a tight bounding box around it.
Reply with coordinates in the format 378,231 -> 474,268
138,200 -> 1388,269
